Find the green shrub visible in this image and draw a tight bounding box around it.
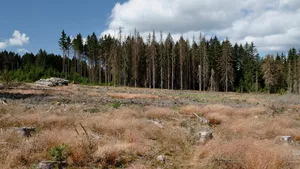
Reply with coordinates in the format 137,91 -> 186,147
0,69 -> 13,88
112,102 -> 121,109
278,89 -> 286,95
48,143 -> 69,162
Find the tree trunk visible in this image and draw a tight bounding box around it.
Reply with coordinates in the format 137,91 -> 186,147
255,71 -> 258,93
152,54 -> 155,89
62,50 -> 65,73
199,65 -> 202,91
161,62 -> 163,89
168,54 -> 170,90
225,56 -> 228,92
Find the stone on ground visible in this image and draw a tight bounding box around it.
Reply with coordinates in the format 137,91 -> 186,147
199,130 -> 213,144
35,77 -> 69,87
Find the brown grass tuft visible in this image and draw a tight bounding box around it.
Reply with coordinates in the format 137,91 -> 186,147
142,107 -> 171,119
193,138 -> 293,169
107,93 -> 159,99
179,105 -> 201,115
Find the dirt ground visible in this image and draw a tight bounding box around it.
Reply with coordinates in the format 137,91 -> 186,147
0,83 -> 300,169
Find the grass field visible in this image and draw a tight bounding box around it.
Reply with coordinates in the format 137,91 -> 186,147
0,84 -> 300,169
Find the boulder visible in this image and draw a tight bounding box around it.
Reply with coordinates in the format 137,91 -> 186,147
37,161 -> 67,169
35,77 -> 69,87
1,100 -> 7,106
157,155 -> 166,164
37,161 -> 55,169
199,130 -> 213,144
20,127 -> 36,137
275,136 -> 293,143
12,127 -> 36,137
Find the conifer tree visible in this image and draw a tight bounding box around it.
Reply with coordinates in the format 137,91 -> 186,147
219,38 -> 234,92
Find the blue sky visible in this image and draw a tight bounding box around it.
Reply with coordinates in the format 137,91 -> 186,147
0,0 -> 126,55
1,0 -> 300,55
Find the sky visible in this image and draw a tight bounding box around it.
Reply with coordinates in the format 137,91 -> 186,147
1,0 -> 300,56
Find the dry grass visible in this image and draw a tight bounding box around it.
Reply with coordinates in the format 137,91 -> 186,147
107,93 -> 159,99
1,85 -> 300,168
179,105 -> 201,115
142,107 -> 171,119
192,138 -> 294,169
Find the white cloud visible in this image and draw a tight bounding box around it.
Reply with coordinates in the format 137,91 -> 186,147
0,41 -> 7,49
9,30 -> 30,46
103,0 -> 300,54
0,30 -> 30,50
17,48 -> 29,53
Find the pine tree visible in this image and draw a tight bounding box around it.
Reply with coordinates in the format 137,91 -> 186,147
58,30 -> 67,74
262,55 -> 276,94
66,36 -> 71,76
219,38 -> 234,92
191,36 -> 198,90
165,33 -> 173,90
151,31 -> 157,89
171,42 -> 177,90
199,35 -> 209,91
145,33 -> 152,88
159,31 -> 164,89
179,36 -> 185,90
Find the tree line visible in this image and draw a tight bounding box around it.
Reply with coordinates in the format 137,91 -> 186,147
0,29 -> 299,94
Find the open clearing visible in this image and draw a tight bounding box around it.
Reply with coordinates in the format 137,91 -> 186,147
1,84 -> 300,169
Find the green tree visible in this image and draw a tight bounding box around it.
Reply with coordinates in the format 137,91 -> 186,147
58,30 -> 67,74
219,38 -> 234,92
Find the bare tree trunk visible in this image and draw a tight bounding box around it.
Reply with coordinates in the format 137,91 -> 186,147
288,61 -> 292,93
80,54 -> 82,77
152,47 -> 155,89
180,65 -> 183,90
99,55 -> 102,84
67,50 -> 70,77
171,45 -> 175,90
179,38 -> 184,90
168,54 -> 170,90
160,62 -> 163,89
225,56 -> 228,92
62,50 -> 65,74
199,65 -> 202,91
160,31 -> 164,89
255,71 -> 258,93
298,59 -> 300,94
210,69 -> 215,92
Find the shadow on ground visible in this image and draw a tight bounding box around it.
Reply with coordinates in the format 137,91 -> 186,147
0,92 -> 50,100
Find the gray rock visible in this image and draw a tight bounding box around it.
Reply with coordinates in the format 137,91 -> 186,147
37,161 -> 55,169
19,127 -> 36,137
35,77 -> 69,87
275,136 -> 293,143
1,100 -> 7,106
199,130 -> 213,144
157,155 -> 166,164
37,161 -> 67,169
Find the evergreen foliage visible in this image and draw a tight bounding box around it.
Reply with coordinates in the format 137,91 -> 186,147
0,30 -> 298,93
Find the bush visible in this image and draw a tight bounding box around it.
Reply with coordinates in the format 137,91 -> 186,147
112,102 -> 121,109
278,88 -> 286,95
48,143 -> 69,162
0,69 -> 13,88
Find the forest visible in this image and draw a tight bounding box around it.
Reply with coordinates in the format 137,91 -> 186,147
0,30 -> 298,94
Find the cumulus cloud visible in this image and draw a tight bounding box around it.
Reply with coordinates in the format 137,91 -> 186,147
0,41 -> 7,49
17,48 -> 29,53
103,0 -> 300,54
9,30 -> 30,46
0,30 -> 30,51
